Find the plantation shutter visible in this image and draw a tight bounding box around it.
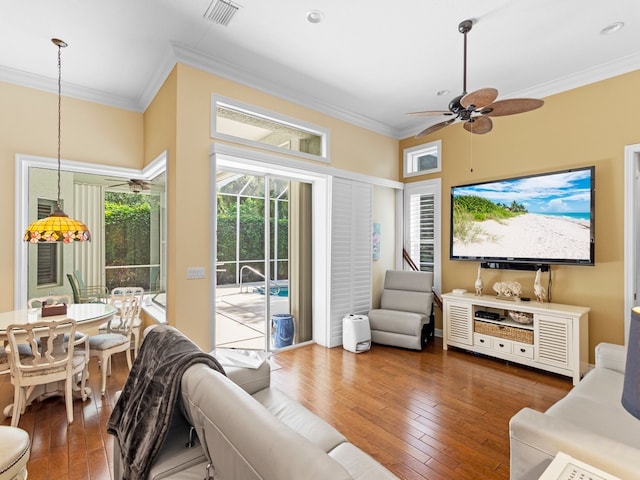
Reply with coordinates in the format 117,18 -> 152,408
330,177 -> 372,347
404,179 -> 441,294
37,201 -> 58,285
408,192 -> 435,272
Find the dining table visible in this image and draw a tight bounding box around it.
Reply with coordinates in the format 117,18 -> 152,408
0,302 -> 117,418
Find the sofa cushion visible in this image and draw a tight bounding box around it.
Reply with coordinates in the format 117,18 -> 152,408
564,367 -> 626,406
546,368 -> 640,448
329,442 -> 398,480
252,387 -> 346,452
181,364 -> 353,480
368,309 -> 427,335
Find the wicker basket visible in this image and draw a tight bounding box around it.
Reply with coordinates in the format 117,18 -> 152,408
474,320 -> 534,344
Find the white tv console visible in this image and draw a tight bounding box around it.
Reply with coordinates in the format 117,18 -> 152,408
442,293 -> 590,385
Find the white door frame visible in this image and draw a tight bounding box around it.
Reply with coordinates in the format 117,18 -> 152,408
209,143 -> 331,349
624,143 -> 640,344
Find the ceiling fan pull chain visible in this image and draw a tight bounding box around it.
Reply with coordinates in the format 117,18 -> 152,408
469,130 -> 474,172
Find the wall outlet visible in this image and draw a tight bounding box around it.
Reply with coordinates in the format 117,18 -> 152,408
187,267 -> 206,279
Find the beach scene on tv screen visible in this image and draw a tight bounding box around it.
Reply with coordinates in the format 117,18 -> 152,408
452,169 -> 592,261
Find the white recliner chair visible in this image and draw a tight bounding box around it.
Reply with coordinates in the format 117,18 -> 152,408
368,270 -> 434,350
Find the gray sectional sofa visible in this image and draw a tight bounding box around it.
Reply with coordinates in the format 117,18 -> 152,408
111,326 -> 398,479
509,342 -> 640,480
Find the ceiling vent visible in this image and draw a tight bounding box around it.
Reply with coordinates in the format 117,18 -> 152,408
204,0 -> 242,26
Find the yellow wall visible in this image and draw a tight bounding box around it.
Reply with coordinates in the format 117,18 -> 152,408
0,81 -> 143,313
372,185 -> 398,306
400,69 -> 640,357
144,64 -> 399,347
8,58 -> 629,359
1,65 -> 398,351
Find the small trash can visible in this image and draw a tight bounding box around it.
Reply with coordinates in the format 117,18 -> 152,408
342,314 -> 371,353
272,313 -> 295,348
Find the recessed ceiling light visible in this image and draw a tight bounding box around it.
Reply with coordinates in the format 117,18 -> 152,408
436,89 -> 449,96
601,21 -> 624,35
306,10 -> 324,24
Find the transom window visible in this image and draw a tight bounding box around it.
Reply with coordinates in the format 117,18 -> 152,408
211,95 -> 330,163
403,140 -> 441,178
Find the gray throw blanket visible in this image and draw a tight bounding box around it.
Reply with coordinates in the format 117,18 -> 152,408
107,325 -> 225,480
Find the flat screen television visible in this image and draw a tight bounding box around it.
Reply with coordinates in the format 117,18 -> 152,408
450,166 -> 595,266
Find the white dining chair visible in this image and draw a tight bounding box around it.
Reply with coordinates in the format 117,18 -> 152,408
27,294 -> 73,309
84,294 -> 139,396
98,286 -> 144,357
0,345 -> 33,376
27,294 -> 86,346
6,317 -> 89,426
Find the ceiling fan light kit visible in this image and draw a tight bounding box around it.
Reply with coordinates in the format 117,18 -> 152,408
410,19 -> 544,136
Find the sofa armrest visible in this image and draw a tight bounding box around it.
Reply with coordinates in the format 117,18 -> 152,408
595,342 -> 627,374
510,408 -> 640,480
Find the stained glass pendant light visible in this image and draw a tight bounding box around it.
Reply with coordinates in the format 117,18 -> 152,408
24,39 -> 91,243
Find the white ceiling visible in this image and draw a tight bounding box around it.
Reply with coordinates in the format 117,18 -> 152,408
2,0 -> 639,139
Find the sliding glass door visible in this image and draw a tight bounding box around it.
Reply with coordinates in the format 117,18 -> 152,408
215,170 -> 312,350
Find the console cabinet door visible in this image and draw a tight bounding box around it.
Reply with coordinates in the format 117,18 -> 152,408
535,314 -> 571,370
445,301 -> 473,346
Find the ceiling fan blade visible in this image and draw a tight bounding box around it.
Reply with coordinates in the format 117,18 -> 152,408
460,88 -> 498,110
482,98 -> 544,117
141,183 -> 151,190
463,116 -> 493,134
108,182 -> 128,188
407,110 -> 454,117
416,118 -> 457,137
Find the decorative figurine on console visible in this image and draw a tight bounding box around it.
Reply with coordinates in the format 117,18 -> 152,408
534,268 -> 546,303
474,265 -> 483,296
492,281 -> 522,300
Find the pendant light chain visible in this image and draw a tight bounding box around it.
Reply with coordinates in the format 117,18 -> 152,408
56,41 -> 63,210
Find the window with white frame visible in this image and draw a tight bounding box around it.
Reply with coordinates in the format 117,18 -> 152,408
403,140 -> 441,178
211,95 -> 330,163
404,179 -> 441,294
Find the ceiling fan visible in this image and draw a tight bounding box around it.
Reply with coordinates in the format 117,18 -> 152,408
107,178 -> 152,193
409,19 -> 544,136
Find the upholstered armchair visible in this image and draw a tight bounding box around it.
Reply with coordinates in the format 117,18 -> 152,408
368,270 -> 434,350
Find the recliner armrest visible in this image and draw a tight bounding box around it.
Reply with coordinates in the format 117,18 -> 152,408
595,342 -> 627,374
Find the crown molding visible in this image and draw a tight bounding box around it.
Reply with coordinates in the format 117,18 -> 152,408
3,45 -> 639,141
171,42 -> 400,139
510,51 -> 640,100
138,44 -> 179,111
0,65 -> 143,112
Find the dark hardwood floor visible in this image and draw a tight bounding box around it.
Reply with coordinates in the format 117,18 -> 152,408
1,337 -> 572,479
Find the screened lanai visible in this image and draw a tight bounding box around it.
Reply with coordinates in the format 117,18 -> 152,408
215,171 -> 312,351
